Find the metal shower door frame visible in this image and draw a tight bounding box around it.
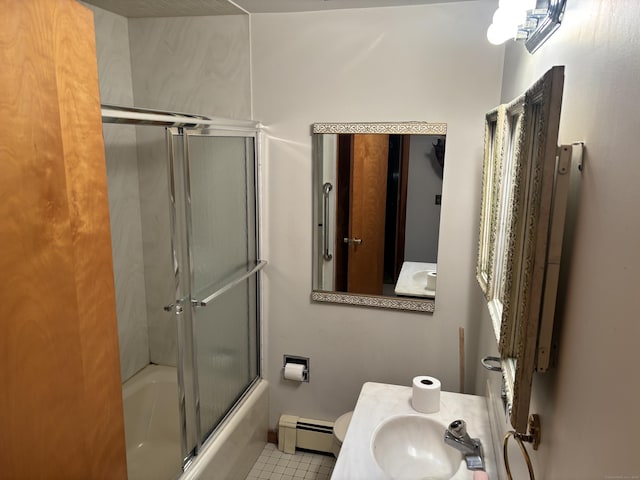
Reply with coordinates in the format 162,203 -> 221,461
166,124 -> 264,469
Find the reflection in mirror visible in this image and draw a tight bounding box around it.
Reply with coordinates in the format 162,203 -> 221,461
312,122 -> 446,313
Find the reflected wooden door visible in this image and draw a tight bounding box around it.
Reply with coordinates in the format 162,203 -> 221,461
347,134 -> 389,295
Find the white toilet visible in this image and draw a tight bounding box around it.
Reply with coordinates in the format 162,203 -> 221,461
331,411 -> 353,457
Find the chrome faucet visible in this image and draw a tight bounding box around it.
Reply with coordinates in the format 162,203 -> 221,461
443,419 -> 485,471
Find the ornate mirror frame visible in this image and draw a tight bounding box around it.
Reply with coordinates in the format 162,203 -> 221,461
476,106 -> 506,307
311,121 -> 446,313
477,66 -> 567,432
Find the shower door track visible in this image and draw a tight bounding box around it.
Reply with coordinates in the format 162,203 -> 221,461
101,104 -> 260,131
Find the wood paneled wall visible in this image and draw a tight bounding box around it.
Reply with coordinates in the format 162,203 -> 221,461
0,1 -> 127,478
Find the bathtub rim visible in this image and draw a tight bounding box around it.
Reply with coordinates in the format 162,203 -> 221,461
179,377 -> 268,480
121,365 -> 268,480
122,364 -> 178,397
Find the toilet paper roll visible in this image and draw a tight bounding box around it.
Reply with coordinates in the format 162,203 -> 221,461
284,363 -> 306,382
411,375 -> 441,413
426,271 -> 437,291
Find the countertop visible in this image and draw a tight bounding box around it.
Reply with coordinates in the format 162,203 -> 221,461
331,382 -> 496,480
394,261 -> 437,298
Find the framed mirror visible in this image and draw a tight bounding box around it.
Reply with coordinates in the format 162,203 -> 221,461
311,122 -> 446,313
477,66 -> 569,432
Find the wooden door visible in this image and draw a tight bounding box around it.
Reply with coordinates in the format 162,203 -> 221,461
347,134 -> 389,295
0,1 -> 127,478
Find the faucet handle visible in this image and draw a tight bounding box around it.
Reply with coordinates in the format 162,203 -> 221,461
444,419 -> 485,471
448,419 -> 468,439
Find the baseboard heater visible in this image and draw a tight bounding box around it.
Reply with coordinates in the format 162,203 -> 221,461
278,415 -> 335,454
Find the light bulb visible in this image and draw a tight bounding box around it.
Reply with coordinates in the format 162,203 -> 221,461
487,23 -> 515,45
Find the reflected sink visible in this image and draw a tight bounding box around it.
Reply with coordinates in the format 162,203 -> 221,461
412,270 -> 433,282
412,270 -> 436,291
371,415 -> 462,480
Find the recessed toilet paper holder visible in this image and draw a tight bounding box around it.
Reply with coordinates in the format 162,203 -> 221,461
283,354 -> 310,382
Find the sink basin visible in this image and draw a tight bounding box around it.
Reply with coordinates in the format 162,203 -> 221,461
412,270 -> 436,291
411,270 -> 433,282
371,415 -> 462,480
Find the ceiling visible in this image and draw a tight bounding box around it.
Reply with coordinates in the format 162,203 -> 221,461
233,0 -> 472,14
82,0 -> 476,17
83,0 -> 244,17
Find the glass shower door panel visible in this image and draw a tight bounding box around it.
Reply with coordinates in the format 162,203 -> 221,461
187,135 -> 257,292
184,133 -> 259,442
195,276 -> 259,437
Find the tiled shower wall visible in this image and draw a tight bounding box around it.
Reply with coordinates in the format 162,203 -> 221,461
127,15 -> 252,117
89,3 -> 149,382
87,2 -> 253,381
128,14 -> 252,368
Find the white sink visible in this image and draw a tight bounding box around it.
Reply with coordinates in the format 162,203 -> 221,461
412,270 -> 436,289
371,414 -> 462,480
330,382 -> 495,479
394,262 -> 437,297
411,270 -> 432,282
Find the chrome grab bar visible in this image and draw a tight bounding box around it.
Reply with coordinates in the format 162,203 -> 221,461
195,260 -> 267,307
322,182 -> 333,261
481,356 -> 502,372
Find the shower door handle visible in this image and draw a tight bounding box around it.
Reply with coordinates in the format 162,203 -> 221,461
163,300 -> 184,313
194,260 -> 268,307
162,302 -> 183,313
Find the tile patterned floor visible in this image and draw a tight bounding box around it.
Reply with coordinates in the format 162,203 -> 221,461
246,443 -> 336,480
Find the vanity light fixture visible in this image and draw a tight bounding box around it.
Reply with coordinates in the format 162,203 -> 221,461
487,0 -> 567,53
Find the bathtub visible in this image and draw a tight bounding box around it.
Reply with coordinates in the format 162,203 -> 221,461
122,364 -> 268,480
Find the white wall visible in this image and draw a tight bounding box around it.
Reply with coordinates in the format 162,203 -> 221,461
405,134 -> 444,263
251,1 -> 504,428
475,0 -> 640,477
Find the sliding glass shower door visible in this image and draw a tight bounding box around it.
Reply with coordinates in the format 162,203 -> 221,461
167,127 -> 262,466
